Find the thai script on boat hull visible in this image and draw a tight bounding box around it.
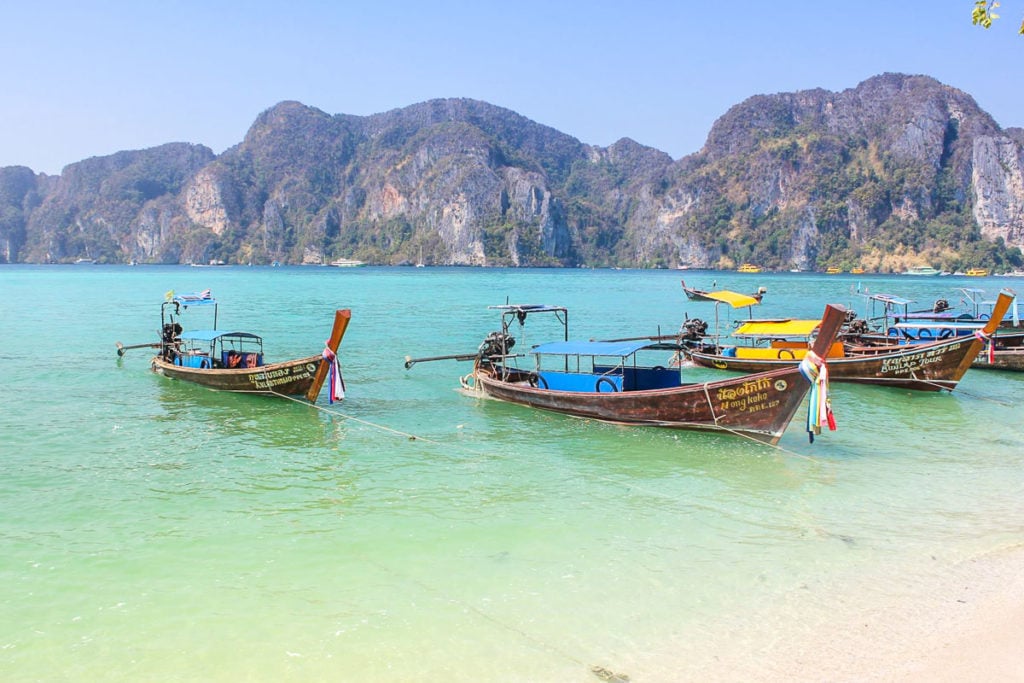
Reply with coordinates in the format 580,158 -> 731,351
250,363 -> 316,390
717,377 -> 784,413
879,342 -> 963,374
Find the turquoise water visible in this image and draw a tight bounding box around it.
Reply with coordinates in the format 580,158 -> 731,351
2,265 -> 1023,681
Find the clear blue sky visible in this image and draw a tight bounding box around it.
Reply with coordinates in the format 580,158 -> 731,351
2,1 -> 1021,175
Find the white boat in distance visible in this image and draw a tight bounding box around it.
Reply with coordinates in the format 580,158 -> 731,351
330,258 -> 366,267
903,265 -> 942,276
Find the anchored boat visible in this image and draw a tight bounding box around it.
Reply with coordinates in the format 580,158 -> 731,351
681,279 -> 766,304
684,290 -> 1016,391
122,290 -> 351,402
407,303 -> 848,445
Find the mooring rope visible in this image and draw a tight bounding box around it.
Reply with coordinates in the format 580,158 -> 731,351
287,389 -> 773,456
700,381 -> 721,426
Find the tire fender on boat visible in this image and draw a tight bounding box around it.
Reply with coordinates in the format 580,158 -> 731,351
777,349 -> 795,359
596,377 -> 619,392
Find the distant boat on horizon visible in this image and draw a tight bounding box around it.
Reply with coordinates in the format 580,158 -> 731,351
904,265 -> 942,276
74,258 -> 95,265
330,258 -> 366,267
737,263 -> 762,273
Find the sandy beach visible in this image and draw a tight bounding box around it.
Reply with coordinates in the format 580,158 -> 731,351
625,543 -> 1024,682
884,544 -> 1024,682
697,543 -> 1024,682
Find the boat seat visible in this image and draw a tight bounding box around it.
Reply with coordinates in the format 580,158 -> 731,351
222,351 -> 262,368
175,353 -> 213,369
537,371 -> 623,393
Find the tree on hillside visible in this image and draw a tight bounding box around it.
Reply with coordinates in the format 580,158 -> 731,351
972,1 -> 1024,34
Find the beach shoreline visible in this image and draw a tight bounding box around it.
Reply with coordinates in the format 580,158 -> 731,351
633,543 -> 1024,682
881,543 -> 1024,682
737,543 -> 1024,682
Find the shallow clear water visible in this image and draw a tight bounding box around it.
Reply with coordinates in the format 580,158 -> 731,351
1,265 -> 1022,681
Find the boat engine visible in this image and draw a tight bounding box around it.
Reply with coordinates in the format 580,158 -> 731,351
678,318 -> 708,341
161,322 -> 183,360
847,318 -> 869,334
933,298 -> 950,313
478,332 -> 515,360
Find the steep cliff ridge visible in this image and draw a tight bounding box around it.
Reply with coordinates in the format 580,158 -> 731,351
4,74 -> 1022,272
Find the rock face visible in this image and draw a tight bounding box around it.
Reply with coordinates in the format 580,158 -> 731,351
16,143 -> 215,263
972,135 -> 1024,245
0,166 -> 42,263
3,74 -> 1023,271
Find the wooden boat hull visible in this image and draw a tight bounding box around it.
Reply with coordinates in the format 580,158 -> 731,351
972,349 -> 1024,371
688,336 -> 980,392
683,289 -> 717,302
683,286 -> 764,303
472,363 -> 816,445
152,355 -> 324,396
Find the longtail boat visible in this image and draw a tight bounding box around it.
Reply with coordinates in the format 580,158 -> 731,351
125,291 -> 351,401
407,303 -> 848,445
685,289 -> 1016,391
850,289 -> 1024,346
843,288 -> 1023,372
681,279 -> 766,303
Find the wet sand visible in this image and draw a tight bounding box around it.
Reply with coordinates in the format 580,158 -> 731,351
883,545 -> 1024,682
755,543 -> 1024,682
638,543 -> 1024,682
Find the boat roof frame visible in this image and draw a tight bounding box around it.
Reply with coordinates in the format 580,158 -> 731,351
530,339 -> 654,358
490,304 -> 570,343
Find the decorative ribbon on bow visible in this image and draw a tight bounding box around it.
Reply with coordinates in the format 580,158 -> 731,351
322,342 -> 345,403
973,329 -> 995,364
799,350 -> 836,443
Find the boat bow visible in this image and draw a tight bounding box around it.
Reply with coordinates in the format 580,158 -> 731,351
305,309 -> 353,402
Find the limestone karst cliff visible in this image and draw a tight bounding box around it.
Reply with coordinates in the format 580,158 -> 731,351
2,73 -> 1022,272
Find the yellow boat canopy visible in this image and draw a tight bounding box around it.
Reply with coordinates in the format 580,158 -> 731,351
733,319 -> 821,337
701,290 -> 761,308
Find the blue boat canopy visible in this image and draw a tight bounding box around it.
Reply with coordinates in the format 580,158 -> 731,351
531,339 -> 653,357
179,330 -> 261,342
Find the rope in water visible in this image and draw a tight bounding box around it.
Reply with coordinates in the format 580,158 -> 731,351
273,388 -> 823,464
